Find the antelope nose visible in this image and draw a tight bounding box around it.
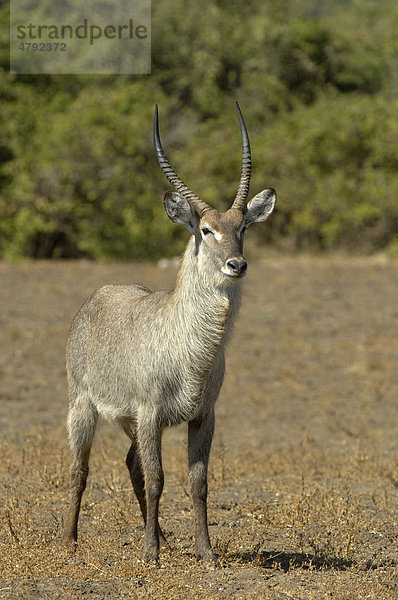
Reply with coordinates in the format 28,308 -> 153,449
227,258 -> 247,276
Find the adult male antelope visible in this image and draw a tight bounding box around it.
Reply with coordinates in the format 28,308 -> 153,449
62,103 -> 276,563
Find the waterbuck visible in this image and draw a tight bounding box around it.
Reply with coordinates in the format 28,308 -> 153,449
62,103 -> 276,563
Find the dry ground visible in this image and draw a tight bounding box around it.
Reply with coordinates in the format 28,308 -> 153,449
1,254 -> 398,599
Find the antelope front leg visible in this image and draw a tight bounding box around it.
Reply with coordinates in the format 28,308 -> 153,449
188,410 -> 217,562
137,416 -> 164,563
126,440 -> 168,547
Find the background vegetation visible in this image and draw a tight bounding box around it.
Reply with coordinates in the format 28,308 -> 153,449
1,0 -> 398,259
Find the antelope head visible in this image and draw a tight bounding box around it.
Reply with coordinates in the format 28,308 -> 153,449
154,103 -> 276,285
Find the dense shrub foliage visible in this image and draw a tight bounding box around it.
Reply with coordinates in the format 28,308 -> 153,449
1,0 -> 398,258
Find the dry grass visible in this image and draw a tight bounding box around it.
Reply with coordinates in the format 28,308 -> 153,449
1,428 -> 398,599
1,256 -> 398,598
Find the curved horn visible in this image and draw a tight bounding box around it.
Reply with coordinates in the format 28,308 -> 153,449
231,102 -> 252,212
153,105 -> 212,217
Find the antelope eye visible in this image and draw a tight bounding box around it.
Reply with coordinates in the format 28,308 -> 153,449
201,227 -> 212,235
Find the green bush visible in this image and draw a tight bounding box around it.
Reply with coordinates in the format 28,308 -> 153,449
254,94 -> 398,251
1,0 -> 398,258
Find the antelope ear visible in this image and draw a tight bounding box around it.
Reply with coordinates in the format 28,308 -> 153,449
244,188 -> 276,225
163,191 -> 199,234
